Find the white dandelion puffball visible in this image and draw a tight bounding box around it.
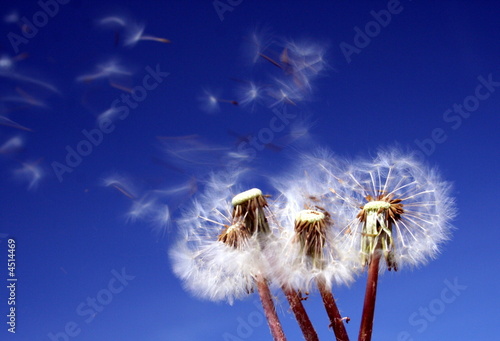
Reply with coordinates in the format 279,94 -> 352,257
269,152 -> 359,291
170,169 -> 270,304
331,149 -> 456,271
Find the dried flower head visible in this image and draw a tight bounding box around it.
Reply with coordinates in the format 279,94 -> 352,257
294,209 -> 329,268
356,195 -> 403,270
231,188 -> 271,236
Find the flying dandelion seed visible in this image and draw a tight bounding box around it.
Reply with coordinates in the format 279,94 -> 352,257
0,95 -> 46,109
282,40 -> 328,78
13,159 -> 44,190
258,52 -> 284,69
198,90 -> 239,113
0,70 -> 59,94
108,81 -> 133,93
127,194 -> 159,223
232,79 -> 269,109
102,175 -> 138,200
0,55 -> 15,70
0,53 -> 29,72
3,11 -> 19,24
266,83 -> 299,107
98,16 -> 170,47
123,23 -> 171,47
244,26 -> 276,64
0,135 -> 24,154
158,135 -> 232,170
96,107 -> 120,125
14,87 -> 46,107
76,60 -> 133,83
98,16 -> 128,27
0,115 -> 33,132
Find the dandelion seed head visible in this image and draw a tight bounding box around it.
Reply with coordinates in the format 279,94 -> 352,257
171,167 -> 270,303
268,153 -> 358,290
332,148 -> 456,271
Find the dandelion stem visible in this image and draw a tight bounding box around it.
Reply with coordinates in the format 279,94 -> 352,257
282,286 -> 318,341
255,274 -> 287,341
317,278 -> 350,341
358,253 -> 381,341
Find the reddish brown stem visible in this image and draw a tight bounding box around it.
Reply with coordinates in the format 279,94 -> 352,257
282,287 -> 319,341
255,275 -> 287,341
358,254 -> 381,341
317,279 -> 350,341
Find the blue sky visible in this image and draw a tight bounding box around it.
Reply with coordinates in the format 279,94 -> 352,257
0,1 -> 499,340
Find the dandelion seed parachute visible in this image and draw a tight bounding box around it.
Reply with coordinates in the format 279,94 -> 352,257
76,60 -> 133,83
13,159 -> 44,190
0,136 -> 24,154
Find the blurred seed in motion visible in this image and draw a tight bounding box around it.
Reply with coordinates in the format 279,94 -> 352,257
103,175 -> 137,200
13,158 -> 44,189
0,136 -> 24,154
0,115 -> 33,132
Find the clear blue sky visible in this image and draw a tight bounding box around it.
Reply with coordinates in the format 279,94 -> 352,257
0,1 -> 499,340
